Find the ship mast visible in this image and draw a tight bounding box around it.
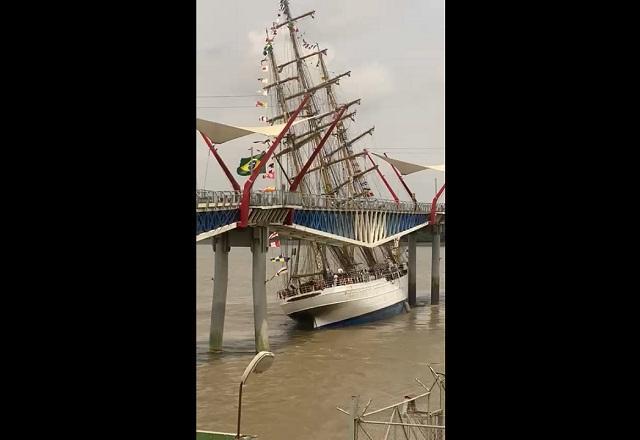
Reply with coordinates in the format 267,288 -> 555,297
268,0 -> 332,280
316,51 -> 371,198
284,0 -> 364,273
264,0 -> 400,281
281,0 -> 341,196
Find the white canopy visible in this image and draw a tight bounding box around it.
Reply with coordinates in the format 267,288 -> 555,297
196,117 -> 308,144
371,152 -> 445,175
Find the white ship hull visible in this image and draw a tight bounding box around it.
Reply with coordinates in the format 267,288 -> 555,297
280,274 -> 408,328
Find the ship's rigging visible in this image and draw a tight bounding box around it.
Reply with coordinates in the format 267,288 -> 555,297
259,0 -> 405,289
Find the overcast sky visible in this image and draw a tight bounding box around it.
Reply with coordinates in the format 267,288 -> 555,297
197,0 -> 444,201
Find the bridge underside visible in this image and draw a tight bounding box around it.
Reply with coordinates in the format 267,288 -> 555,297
196,207 -> 444,247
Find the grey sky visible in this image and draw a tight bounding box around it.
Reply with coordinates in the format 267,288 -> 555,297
197,0 -> 444,202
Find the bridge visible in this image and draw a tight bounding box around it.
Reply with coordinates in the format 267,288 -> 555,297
196,93 -> 444,353
196,187 -> 445,354
196,189 -> 445,247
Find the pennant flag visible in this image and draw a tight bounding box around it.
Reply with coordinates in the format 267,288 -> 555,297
265,30 -> 274,44
259,115 -> 268,122
271,256 -> 290,263
256,101 -> 267,108
262,168 -> 275,179
263,186 -> 276,192
237,151 -> 266,176
302,39 -> 319,50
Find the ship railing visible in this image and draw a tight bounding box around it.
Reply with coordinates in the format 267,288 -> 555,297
277,266 -> 406,300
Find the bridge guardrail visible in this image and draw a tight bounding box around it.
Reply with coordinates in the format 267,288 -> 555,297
196,189 -> 445,214
196,190 -> 242,208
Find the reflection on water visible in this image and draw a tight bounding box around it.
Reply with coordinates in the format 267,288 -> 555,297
197,243 -> 445,440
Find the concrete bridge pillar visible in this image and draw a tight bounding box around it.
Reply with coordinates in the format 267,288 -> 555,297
431,224 -> 441,305
251,227 -> 270,352
209,233 -> 229,352
408,233 -> 417,306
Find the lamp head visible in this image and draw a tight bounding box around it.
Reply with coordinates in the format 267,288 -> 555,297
240,351 -> 275,385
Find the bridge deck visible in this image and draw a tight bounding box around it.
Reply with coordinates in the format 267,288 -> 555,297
195,190 -> 445,246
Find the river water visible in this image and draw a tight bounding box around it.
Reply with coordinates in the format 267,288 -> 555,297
196,242 -> 445,439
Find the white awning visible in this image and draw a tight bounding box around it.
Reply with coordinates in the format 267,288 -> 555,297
370,152 -> 445,175
196,118 -> 308,144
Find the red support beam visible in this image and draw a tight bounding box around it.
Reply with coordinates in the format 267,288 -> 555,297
364,149 -> 398,203
284,106 -> 347,225
430,182 -> 446,225
237,94 -> 311,228
199,132 -> 241,192
385,152 -> 415,203
289,106 -> 347,192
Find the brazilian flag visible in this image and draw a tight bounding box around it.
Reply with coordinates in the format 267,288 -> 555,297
237,151 -> 266,176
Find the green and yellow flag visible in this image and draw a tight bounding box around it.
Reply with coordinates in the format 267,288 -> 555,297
237,151 -> 266,176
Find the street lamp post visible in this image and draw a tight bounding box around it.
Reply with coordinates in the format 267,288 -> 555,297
236,351 -> 275,439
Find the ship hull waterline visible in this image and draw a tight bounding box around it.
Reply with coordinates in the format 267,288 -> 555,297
281,274 -> 408,328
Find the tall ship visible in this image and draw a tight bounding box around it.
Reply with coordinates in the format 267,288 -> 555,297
256,0 -> 411,328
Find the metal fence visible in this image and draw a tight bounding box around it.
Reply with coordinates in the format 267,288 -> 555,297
338,365 -> 445,440
196,189 -> 445,214
196,190 -> 242,208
